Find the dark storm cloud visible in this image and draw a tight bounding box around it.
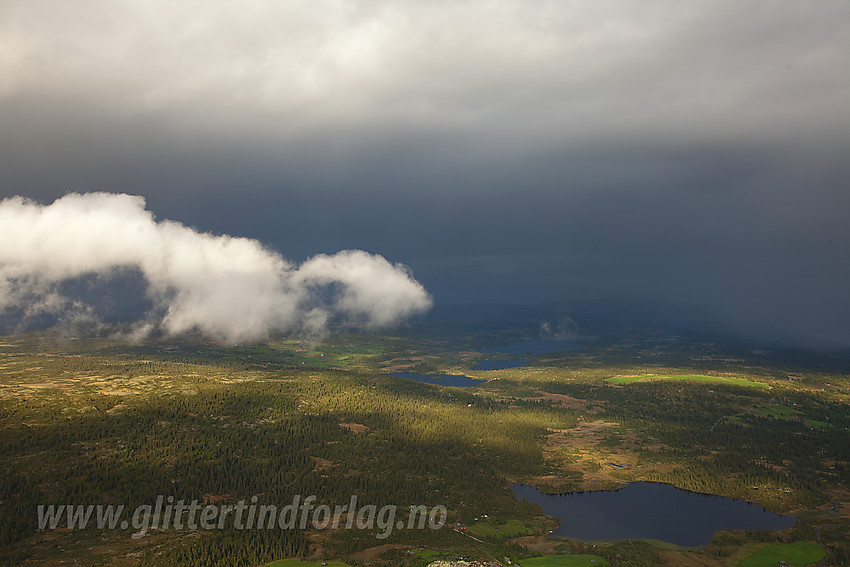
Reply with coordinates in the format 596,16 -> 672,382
1,1 -> 849,346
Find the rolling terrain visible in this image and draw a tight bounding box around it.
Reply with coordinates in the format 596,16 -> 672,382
2,320 -> 849,566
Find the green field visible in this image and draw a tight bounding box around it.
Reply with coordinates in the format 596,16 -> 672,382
758,403 -> 834,429
758,404 -> 803,419
466,518 -> 532,538
736,542 -> 826,566
519,555 -> 608,567
607,374 -> 767,388
267,560 -> 351,567
806,418 -> 832,429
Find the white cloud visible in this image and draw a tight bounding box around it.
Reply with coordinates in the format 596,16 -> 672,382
0,192 -> 432,342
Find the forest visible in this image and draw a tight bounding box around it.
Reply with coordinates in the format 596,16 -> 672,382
1,326 -> 849,566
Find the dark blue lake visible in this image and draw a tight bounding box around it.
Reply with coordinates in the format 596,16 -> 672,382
482,337 -> 588,355
390,372 -> 483,388
472,359 -> 526,371
512,482 -> 796,547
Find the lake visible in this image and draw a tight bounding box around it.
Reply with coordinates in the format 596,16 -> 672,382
389,372 -> 483,388
481,336 -> 589,355
512,481 -> 796,547
472,358 -> 526,370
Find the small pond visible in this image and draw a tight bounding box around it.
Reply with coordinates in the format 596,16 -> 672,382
389,372 -> 483,388
481,337 -> 589,355
512,481 -> 796,547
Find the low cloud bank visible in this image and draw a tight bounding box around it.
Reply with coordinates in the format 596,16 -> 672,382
0,193 -> 432,343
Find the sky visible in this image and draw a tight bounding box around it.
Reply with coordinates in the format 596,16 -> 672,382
1,1 -> 849,347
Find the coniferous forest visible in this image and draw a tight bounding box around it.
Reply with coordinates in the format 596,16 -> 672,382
2,324 -> 850,566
